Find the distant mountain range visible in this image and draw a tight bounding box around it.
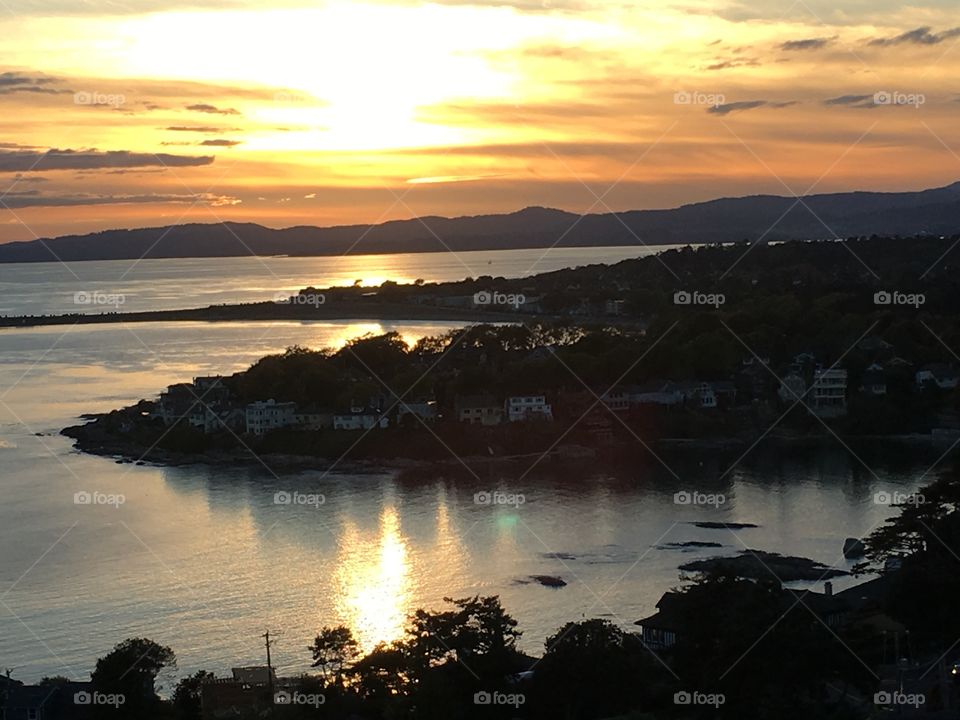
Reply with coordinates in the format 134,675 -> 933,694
3,181 -> 960,263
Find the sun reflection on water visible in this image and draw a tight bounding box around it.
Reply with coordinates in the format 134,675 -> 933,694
334,505 -> 412,653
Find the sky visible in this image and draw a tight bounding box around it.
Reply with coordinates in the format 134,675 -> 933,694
1,0 -> 959,242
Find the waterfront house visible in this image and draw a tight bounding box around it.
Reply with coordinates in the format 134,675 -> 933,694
631,381 -> 684,407
635,592 -> 685,649
456,395 -> 503,426
915,363 -> 959,390
506,395 -> 553,422
812,367 -> 847,417
245,399 -> 297,435
397,399 -> 437,424
859,369 -> 888,396
293,408 -> 334,430
333,406 -> 388,430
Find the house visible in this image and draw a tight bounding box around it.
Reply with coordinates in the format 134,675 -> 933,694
915,363 -> 959,390
1,679 -> 95,720
193,375 -> 231,402
456,395 -> 503,426
635,592 -> 685,649
200,668 -> 276,720
676,382 -> 720,409
812,367 -> 847,417
605,298 -> 626,316
245,399 -> 297,435
292,409 -> 333,430
631,381 -> 684,407
859,369 -> 887,396
155,383 -> 200,426
601,387 -> 632,412
397,399 -> 437,423
333,407 -> 388,430
506,395 -> 553,422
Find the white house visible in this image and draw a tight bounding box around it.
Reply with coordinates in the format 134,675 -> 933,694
812,368 -> 847,416
506,395 -> 553,422
333,408 -> 388,430
916,364 -> 959,390
245,399 -> 297,435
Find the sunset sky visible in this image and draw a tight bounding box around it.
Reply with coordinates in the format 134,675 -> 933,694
1,0 -> 959,242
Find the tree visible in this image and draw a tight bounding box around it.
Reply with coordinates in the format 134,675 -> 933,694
171,670 -> 213,720
91,638 -> 175,719
308,626 -> 359,686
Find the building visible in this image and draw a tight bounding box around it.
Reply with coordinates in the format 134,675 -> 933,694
506,395 -> 553,422
916,363 -> 959,390
245,399 -> 297,435
1,679 -> 95,720
397,399 -> 437,424
292,410 -> 333,430
333,407 -> 388,430
635,592 -> 685,649
456,395 -> 503,426
859,369 -> 887,396
631,381 -> 684,407
812,367 -> 847,417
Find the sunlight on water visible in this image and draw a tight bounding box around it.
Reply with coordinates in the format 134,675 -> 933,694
335,506 -> 412,653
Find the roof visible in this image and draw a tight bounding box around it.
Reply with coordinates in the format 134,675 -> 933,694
635,592 -> 687,630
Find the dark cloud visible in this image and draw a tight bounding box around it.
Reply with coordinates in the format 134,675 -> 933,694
0,149 -> 215,172
707,100 -> 796,115
705,57 -> 760,70
780,36 -> 834,51
199,139 -> 242,147
868,26 -> 960,46
165,125 -> 235,132
823,94 -> 875,107
0,190 -> 239,209
0,71 -> 71,95
185,103 -> 241,115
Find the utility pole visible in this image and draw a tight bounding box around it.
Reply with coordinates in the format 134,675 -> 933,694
262,631 -> 275,699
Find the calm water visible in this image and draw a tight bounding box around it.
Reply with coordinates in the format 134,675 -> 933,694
0,319 -> 937,688
0,246 -> 667,317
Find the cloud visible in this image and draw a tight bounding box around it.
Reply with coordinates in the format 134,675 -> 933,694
165,125 -> 235,133
823,94 -> 875,107
705,57 -> 760,70
868,26 -> 960,46
780,36 -> 834,51
200,139 -> 242,146
0,71 -> 71,95
185,103 -> 241,115
0,149 -> 215,172
0,190 -> 239,209
707,100 -> 797,115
